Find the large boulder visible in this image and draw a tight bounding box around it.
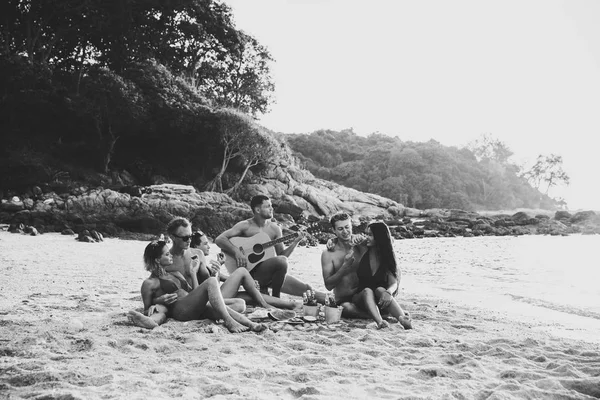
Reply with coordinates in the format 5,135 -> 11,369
1,198 -> 24,212
570,210 -> 597,224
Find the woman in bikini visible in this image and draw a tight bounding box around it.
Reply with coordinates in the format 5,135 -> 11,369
190,230 -> 297,310
128,240 -> 266,333
352,221 -> 412,330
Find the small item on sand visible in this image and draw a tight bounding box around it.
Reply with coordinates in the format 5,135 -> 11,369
285,317 -> 305,325
267,309 -> 296,321
247,308 -> 270,320
302,315 -> 317,323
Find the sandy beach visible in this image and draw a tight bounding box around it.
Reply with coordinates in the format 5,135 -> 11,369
1,231 -> 599,399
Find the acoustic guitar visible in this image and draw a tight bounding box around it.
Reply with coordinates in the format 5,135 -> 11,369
223,225 -> 318,273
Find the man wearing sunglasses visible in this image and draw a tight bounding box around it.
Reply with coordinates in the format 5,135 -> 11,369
165,217 -> 213,283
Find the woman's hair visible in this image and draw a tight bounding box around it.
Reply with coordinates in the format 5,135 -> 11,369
368,221 -> 400,295
143,240 -> 167,275
190,231 -> 205,248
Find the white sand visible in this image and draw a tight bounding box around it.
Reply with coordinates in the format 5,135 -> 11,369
1,231 -> 599,399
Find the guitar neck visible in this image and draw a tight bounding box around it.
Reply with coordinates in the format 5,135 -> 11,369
262,232 -> 299,249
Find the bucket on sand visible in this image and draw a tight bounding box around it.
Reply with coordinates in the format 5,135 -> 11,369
303,305 -> 319,317
324,306 -> 343,324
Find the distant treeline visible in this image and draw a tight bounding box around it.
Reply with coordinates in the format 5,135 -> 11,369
286,130 -> 561,211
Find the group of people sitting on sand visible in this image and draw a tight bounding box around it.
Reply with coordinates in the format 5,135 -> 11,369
128,195 -> 412,333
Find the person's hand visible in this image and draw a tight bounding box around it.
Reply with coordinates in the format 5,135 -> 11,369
350,234 -> 367,247
341,250 -> 355,270
378,290 -> 393,309
294,230 -> 308,245
235,249 -> 247,269
190,255 -> 200,275
326,238 -> 335,251
157,293 -> 178,305
207,260 -> 221,277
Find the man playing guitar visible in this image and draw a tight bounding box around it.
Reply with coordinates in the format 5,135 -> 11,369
216,195 -> 323,301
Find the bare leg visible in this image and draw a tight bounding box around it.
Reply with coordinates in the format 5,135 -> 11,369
354,288 -> 388,329
382,298 -> 412,330
236,292 -> 298,310
221,268 -> 271,309
224,298 -> 246,313
129,304 -> 169,328
128,310 -> 164,329
251,256 -> 288,297
281,275 -> 327,304
226,307 -> 267,332
173,277 -> 248,333
339,302 -> 371,319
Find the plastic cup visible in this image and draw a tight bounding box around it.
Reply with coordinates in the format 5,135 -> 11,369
324,306 -> 343,324
303,305 -> 319,317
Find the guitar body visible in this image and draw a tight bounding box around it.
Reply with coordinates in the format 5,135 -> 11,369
223,232 -> 278,273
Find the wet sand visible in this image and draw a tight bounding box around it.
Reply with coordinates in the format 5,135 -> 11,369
1,231 -> 599,399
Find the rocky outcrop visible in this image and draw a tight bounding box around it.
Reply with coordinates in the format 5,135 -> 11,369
238,165 -> 401,218
381,209 -> 600,239
1,176 -> 599,241
0,184 -> 254,239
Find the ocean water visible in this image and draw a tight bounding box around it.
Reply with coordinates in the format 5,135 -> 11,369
396,234 -> 600,344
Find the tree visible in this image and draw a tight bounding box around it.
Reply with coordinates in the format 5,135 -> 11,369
79,67 -> 147,173
205,108 -> 258,192
195,31 -> 275,116
467,133 -> 513,164
523,154 -> 570,194
226,128 -> 279,194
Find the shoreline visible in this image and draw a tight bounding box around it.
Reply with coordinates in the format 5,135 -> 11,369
1,232 -> 600,399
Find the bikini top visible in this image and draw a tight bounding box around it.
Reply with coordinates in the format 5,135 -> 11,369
157,273 -> 192,294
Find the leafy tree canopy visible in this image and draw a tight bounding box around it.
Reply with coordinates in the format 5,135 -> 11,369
286,131 -> 563,211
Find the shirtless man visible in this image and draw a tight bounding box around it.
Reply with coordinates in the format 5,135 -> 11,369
321,212 -> 370,318
216,195 -> 323,302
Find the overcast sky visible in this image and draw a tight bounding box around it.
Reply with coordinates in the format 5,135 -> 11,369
223,0 -> 600,210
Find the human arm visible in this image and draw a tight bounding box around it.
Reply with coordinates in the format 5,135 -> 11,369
141,278 -> 176,313
188,251 -> 203,288
274,224 -> 303,258
326,233 -> 367,251
321,248 -> 357,291
376,273 -> 399,308
215,221 -> 250,268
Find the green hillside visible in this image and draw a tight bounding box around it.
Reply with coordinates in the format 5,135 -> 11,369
285,130 -> 561,211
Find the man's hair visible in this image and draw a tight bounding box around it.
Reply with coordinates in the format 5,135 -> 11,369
329,212 -> 351,227
250,195 -> 270,211
166,217 -> 190,234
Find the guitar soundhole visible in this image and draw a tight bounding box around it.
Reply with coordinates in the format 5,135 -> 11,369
252,244 -> 264,254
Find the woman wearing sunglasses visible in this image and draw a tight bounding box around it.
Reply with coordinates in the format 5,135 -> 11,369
128,240 -> 266,333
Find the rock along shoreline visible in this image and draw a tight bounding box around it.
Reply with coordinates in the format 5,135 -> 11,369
1,183 -> 598,242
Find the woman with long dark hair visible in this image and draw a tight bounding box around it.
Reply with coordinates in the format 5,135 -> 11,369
128,240 -> 266,333
352,221 -> 412,329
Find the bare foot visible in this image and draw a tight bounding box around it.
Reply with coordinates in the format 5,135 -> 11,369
398,314 -> 413,330
224,319 -> 250,333
377,320 -> 390,329
128,310 -> 158,329
249,322 -> 267,332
